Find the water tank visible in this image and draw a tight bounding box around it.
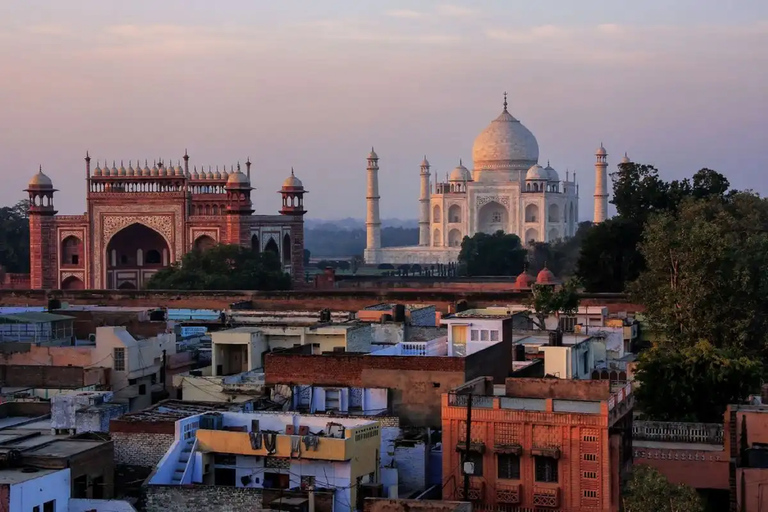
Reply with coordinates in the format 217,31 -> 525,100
514,344 -> 526,362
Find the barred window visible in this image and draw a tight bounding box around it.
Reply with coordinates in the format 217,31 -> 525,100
113,348 -> 126,371
535,456 -> 558,483
497,453 -> 520,480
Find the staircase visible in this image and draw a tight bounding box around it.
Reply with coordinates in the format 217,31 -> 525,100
171,439 -> 195,484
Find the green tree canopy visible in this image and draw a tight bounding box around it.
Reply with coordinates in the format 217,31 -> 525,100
458,231 -> 527,277
524,278 -> 580,330
146,244 -> 291,290
576,218 -> 645,293
0,200 -> 30,273
634,341 -> 762,422
623,465 -> 703,512
632,192 -> 768,354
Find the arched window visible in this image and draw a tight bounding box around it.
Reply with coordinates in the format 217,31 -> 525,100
525,204 -> 539,223
548,203 -> 560,223
432,205 -> 441,223
282,233 -> 291,264
448,229 -> 462,247
61,236 -> 83,266
265,238 -> 279,257
194,235 -> 216,252
251,234 -> 260,253
448,204 -> 461,224
145,249 -> 162,265
432,228 -> 442,247
524,228 -> 539,243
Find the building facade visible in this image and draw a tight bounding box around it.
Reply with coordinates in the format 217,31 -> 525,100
442,378 -> 634,512
26,154 -> 307,290
364,95 -> 624,265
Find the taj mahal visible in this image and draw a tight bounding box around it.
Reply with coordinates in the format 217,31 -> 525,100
364,94 -> 621,265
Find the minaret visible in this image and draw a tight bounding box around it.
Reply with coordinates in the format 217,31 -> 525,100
593,144 -> 608,223
418,156 -> 431,246
364,148 -> 381,263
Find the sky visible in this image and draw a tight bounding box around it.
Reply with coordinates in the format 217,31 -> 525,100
1,1 -> 767,221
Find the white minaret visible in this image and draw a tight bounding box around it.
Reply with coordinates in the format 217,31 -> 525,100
593,144 -> 608,223
364,148 -> 381,263
418,156 -> 431,246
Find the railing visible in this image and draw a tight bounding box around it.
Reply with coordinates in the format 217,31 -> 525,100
532,487 -> 559,508
633,420 -> 724,445
448,393 -> 494,408
607,381 -> 632,411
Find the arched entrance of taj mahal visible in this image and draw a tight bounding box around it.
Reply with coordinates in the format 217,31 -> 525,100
105,223 -> 171,289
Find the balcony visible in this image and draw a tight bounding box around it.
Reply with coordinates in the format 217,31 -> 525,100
495,483 -> 521,504
532,487 -> 559,508
196,429 -> 353,461
456,481 -> 485,501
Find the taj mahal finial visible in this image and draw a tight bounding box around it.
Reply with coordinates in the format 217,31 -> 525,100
39,164 -> 42,173
503,91 -> 508,111
85,151 -> 90,160
291,167 -> 295,176
459,158 -> 463,166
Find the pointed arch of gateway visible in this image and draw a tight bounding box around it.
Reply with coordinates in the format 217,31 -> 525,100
106,223 -> 171,289
194,235 -> 216,252
264,237 -> 279,257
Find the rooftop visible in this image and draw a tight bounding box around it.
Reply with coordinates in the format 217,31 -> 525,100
0,312 -> 75,324
112,399 -> 250,424
0,467 -> 63,485
449,307 -> 518,319
21,438 -> 105,458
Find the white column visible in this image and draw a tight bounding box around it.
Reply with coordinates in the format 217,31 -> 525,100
418,157 -> 431,246
364,148 -> 381,263
593,144 -> 608,223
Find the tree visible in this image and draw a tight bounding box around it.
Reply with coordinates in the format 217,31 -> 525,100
632,193 -> 768,354
524,278 -> 580,330
0,200 -> 30,273
634,341 -> 762,422
147,243 -> 290,290
576,218 -> 645,292
303,248 -> 311,266
611,163 -> 673,225
528,222 -> 593,278
458,231 -> 527,276
623,465 -> 703,512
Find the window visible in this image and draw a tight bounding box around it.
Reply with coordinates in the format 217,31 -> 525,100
71,254 -> 79,265
535,456 -> 558,483
463,451 -> 483,476
470,330 -> 479,341
480,330 -> 489,342
492,211 -> 502,223
497,453 -> 520,480
583,453 -> 598,462
33,507 -> 40,512
490,330 -> 500,342
583,350 -> 589,375
583,490 -> 598,498
139,384 -> 147,395
113,347 -> 126,371
120,254 -> 128,265
43,500 -> 55,512
583,471 -> 598,479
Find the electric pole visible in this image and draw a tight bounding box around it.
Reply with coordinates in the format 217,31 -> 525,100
462,393 -> 473,500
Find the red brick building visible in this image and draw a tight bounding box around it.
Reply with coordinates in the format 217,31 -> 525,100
26,153 -> 307,290
442,378 -> 634,512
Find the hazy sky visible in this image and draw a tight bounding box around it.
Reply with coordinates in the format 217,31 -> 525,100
2,1 -> 767,220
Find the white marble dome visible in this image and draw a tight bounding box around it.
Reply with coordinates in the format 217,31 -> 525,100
544,163 -> 559,182
525,164 -> 548,181
472,106 -> 539,171
449,161 -> 471,182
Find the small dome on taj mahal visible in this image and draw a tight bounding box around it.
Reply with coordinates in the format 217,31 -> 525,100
449,160 -> 471,182
526,164 -> 548,181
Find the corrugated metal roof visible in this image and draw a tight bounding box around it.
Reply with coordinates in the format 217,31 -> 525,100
0,312 -> 75,324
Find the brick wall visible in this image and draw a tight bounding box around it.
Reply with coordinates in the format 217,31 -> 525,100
112,432 -> 176,467
265,353 -> 465,427
0,344 -> 94,367
0,365 -> 107,388
0,288 -> 638,314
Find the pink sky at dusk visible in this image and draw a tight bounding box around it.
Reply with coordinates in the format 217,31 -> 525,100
1,1 -> 767,220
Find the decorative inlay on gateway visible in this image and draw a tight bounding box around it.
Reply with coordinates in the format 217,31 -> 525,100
102,215 -> 174,247
476,195 -> 510,208
60,271 -> 85,282
59,230 -> 85,242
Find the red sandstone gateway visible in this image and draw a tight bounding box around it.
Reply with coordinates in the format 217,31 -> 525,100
26,153 -> 306,290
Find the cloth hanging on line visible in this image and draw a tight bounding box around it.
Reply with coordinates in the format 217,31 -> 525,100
303,435 -> 319,451
291,435 -> 302,458
249,431 -> 262,450
263,432 -> 277,454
